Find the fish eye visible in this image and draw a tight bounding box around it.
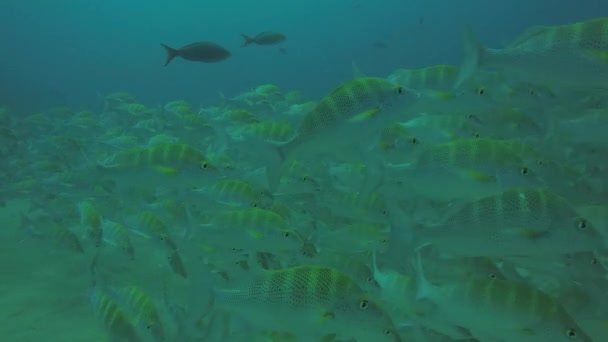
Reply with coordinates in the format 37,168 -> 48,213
473,132 -> 480,138
283,231 -> 290,237
410,137 -> 418,144
591,258 -> 599,265
488,273 -> 497,280
381,210 -> 388,215
302,176 -> 308,181
384,329 -> 392,335
201,162 -> 209,169
520,167 -> 529,175
396,87 -> 404,95
565,328 -> 577,339
577,219 -> 587,230
477,87 -> 485,95
359,299 -> 369,309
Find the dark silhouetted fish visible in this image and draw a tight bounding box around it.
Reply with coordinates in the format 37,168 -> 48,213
240,32 -> 286,47
160,42 -> 231,66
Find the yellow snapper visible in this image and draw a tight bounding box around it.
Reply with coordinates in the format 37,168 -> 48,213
96,143 -> 221,193
21,217 -> 85,254
456,17 -> 608,89
90,288 -> 142,342
387,64 -> 460,93
99,143 -> 216,174
383,137 -> 542,202
211,265 -> 401,341
417,187 -> 604,257
112,285 -> 165,342
396,112 -> 479,144
102,220 -> 135,260
414,250 -> 593,342
131,211 -> 178,251
242,120 -> 294,142
192,178 -> 271,209
198,207 -> 302,254
307,252 -> 379,292
78,199 -> 103,248
266,77 -> 411,191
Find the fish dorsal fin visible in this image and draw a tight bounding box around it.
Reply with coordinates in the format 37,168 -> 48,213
506,25 -> 548,47
348,108 -> 381,123
459,168 -> 497,183
351,61 -> 367,79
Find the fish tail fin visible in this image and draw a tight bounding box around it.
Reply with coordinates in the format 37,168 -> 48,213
265,144 -> 286,193
454,25 -> 486,89
351,60 -> 367,78
169,260 -> 220,340
412,243 -> 435,301
240,34 -> 254,47
161,43 -> 178,66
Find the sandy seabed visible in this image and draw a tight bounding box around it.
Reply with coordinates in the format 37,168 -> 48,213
1,199 -> 606,342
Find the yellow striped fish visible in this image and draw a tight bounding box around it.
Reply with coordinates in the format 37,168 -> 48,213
388,65 -> 460,92
90,289 -> 142,342
456,17 -> 608,88
102,220 -> 135,260
414,250 -> 593,342
101,143 -> 215,174
192,178 -> 271,208
384,137 -> 543,201
114,285 -> 165,342
133,211 -> 177,251
200,207 -> 302,254
266,77 -> 411,191
419,187 -> 604,257
78,199 -> 103,248
213,265 -> 401,341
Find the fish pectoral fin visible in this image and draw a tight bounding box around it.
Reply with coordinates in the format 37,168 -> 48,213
319,310 -> 335,323
151,165 -> 179,175
422,89 -> 455,101
459,168 -> 497,183
584,49 -> 608,64
516,227 -> 549,240
247,229 -> 264,240
519,326 -> 536,335
348,108 -> 381,123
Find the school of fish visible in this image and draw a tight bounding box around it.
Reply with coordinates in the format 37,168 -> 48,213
2,17 -> 608,341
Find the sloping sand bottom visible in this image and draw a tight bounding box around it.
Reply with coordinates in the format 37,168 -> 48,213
1,199 -> 606,341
